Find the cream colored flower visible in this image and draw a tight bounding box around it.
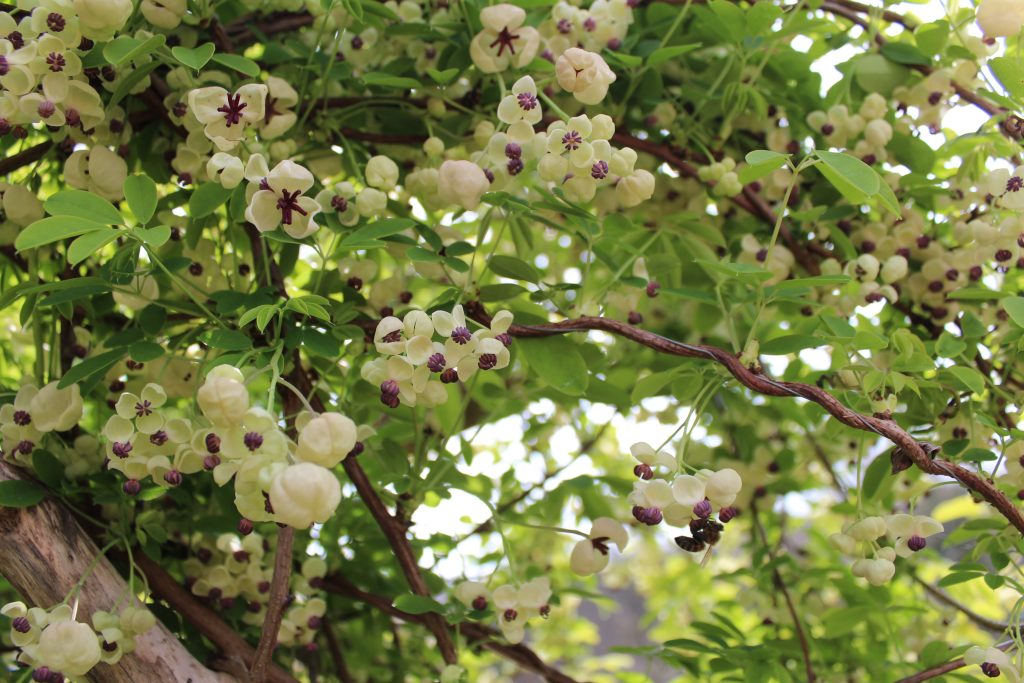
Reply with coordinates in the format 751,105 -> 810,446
437,160 -> 490,210
295,412 -> 358,468
261,76 -> 299,139
365,155 -> 400,192
141,0 -> 188,29
497,76 -> 543,142
188,84 -> 268,151
270,462 -> 342,528
197,365 -> 250,427
31,381 -> 83,432
570,517 -> 628,576
207,152 -> 245,189
245,160 -> 321,239
470,4 -> 540,73
977,0 -> 1024,36
64,145 -> 127,201
28,610 -> 101,676
74,0 -> 134,40
555,48 -> 616,104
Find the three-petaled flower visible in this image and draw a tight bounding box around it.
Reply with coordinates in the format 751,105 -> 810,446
244,159 -> 322,239
188,84 -> 268,150
470,4 -> 540,73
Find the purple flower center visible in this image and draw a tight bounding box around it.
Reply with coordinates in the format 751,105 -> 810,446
0,56 -> 7,76
471,596 -> 487,610
203,454 -> 221,470
37,101 -> 56,118
381,380 -> 400,397
503,608 -> 518,621
46,52 -> 66,72
557,18 -> 572,34
217,93 -> 248,127
478,353 -> 498,370
47,12 -> 65,32
276,189 -> 309,226
16,440 -> 33,455
12,616 -> 30,633
489,26 -> 520,56
12,410 -> 30,426
440,368 -> 459,384
381,329 -> 402,343
149,430 -> 168,446
164,470 -> 182,486
243,431 -> 264,451
505,142 -> 522,159
7,32 -> 23,49
907,535 -> 926,552
507,158 -> 524,176
1007,175 -> 1023,193
583,17 -> 596,31
451,326 -> 472,345
331,195 -> 348,212
65,107 -> 80,126
351,35 -> 364,50
693,499 -> 712,518
427,353 -> 446,372
516,90 -> 540,111
135,400 -> 153,417
591,536 -> 610,554
562,130 -> 583,151
591,160 -> 609,179
206,432 -> 221,453
112,441 -> 133,458
496,332 -> 512,347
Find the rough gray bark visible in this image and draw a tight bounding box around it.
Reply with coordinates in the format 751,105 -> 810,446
0,460 -> 232,683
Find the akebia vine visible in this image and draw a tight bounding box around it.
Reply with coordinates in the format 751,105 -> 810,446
0,0 -> 1022,681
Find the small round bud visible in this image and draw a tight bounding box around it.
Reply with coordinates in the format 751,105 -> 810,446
237,518 -> 254,535
471,596 -> 487,611
164,470 -> 183,486
122,479 -> 141,496
633,463 -> 653,480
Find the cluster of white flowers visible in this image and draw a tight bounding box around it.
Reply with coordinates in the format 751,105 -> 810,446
0,382 -> 83,466
2,601 -> 154,679
539,0 -> 634,56
362,305 -> 514,409
98,366 -> 365,529
569,517 -> 629,576
626,441 -> 742,531
828,514 -> 943,586
184,534 -> 328,648
453,577 -> 551,643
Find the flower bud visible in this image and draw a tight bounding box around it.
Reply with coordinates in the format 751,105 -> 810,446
269,463 -> 342,529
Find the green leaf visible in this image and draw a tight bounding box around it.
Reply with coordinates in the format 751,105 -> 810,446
392,594 -> 445,615
44,189 -> 122,225
988,57 -> 1024,102
339,218 -> 416,248
15,216 -> 110,251
760,335 -> 825,355
815,150 -> 880,201
0,480 -> 45,508
362,72 -> 422,89
521,336 -> 589,396
646,44 -> 701,67
947,288 -> 1007,301
941,366 -> 986,396
1003,296 -> 1024,328
68,228 -> 120,265
488,255 -> 540,283
937,572 -> 983,587
124,175 -> 157,224
189,183 -> 233,219
110,60 -> 161,108
479,283 -> 527,301
59,348 -> 126,389
103,33 -> 165,65
172,43 -> 216,71
129,341 -> 165,362
739,150 -> 790,185
136,225 -> 171,248
32,450 -> 64,488
880,42 -> 930,66
861,454 -> 889,499
426,67 -> 459,85
202,329 -> 253,351
211,53 -> 261,77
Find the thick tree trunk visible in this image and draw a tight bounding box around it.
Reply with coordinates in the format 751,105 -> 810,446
0,460 -> 232,683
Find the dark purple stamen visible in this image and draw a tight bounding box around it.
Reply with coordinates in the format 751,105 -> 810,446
591,160 -> 609,180
203,454 -> 221,470
583,17 -> 596,31
693,500 -> 712,518
331,195 -> 348,212
907,535 -> 927,552
37,101 -> 56,118
507,158 -> 524,175
112,441 -> 133,458
496,333 -> 512,347
276,189 -> 308,225
135,400 -> 153,417
149,430 -> 168,446
12,616 -> 30,633
478,353 -> 498,370
217,93 -> 248,127
12,410 -> 30,426
489,26 -> 520,57
440,368 -> 459,384
505,142 -> 522,159
0,56 -> 8,76
164,470 -> 182,486
243,431 -> 264,451
427,353 -> 446,372
46,52 -> 65,72
381,329 -> 402,343
451,326 -> 472,344
557,18 -> 572,33
517,92 -> 538,111
47,13 -> 66,32
1007,176 -> 1023,192
562,130 -> 583,151
206,432 -> 221,453
7,32 -> 23,49
123,479 -> 141,495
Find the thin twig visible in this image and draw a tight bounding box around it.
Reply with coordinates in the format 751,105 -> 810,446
911,575 -> 1011,633
893,640 -> 1014,683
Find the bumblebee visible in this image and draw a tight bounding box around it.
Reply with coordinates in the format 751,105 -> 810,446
674,518 -> 725,560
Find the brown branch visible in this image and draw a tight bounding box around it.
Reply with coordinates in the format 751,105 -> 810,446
894,640 -> 1013,683
0,141 -> 53,176
321,620 -> 355,683
751,501 -> 816,682
250,526 -> 296,683
911,575 -> 1011,633
135,551 -> 300,683
323,575 -> 581,683
463,307 -> 1024,537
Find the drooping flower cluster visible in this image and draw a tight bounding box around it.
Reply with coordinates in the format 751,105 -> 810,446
2,601 -> 155,679
0,382 -> 83,466
828,514 -> 943,586
454,577 -> 551,644
362,305 -> 514,409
